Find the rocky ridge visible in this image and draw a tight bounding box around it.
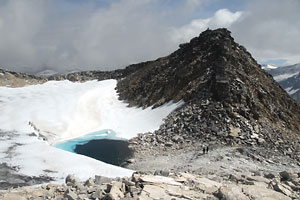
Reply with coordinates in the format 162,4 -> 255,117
115,28 -> 300,159
0,67 -> 133,87
0,69 -> 46,87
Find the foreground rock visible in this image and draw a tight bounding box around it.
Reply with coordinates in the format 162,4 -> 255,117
1,168 -> 299,200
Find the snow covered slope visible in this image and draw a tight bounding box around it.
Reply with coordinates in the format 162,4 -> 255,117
266,63 -> 300,102
267,63 -> 300,82
0,79 -> 182,182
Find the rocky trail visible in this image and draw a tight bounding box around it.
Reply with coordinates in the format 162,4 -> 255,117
126,144 -> 300,177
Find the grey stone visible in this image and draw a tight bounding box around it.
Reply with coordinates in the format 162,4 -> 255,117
171,135 -> 183,143
122,179 -> 135,187
65,175 -> 80,185
242,185 -> 291,200
264,173 -> 276,179
228,174 -> 242,183
91,189 -> 104,199
279,171 -> 298,181
95,176 -> 112,185
272,181 -> 293,197
164,142 -> 173,147
128,185 -> 140,197
84,178 -> 94,187
126,159 -> 136,164
64,188 -> 77,200
109,182 -> 125,199
154,170 -> 169,177
217,185 -> 249,200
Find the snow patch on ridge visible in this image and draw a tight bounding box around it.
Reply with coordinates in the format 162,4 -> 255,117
285,87 -> 300,95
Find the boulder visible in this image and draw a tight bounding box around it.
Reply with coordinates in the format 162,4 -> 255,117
272,181 -> 293,197
139,175 -> 182,186
217,185 -> 249,200
84,177 -> 94,187
91,189 -> 104,199
193,177 -> 222,194
65,174 -> 80,185
141,185 -> 173,200
242,185 -> 291,200
126,158 -> 136,164
95,175 -> 112,185
264,173 -> 276,179
64,188 -> 77,200
229,126 -> 240,138
122,179 -> 135,187
109,182 -> 125,199
171,135 -> 183,143
154,169 -> 169,177
279,171 -> 298,182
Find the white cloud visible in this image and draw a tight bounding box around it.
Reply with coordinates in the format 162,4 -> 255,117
229,0 -> 300,65
0,0 -> 178,73
0,0 -> 243,73
0,0 -> 299,73
71,0 -> 174,71
171,9 -> 242,43
0,1 -> 45,70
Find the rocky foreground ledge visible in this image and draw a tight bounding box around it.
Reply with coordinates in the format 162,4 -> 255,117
1,168 -> 300,200
1,145 -> 300,199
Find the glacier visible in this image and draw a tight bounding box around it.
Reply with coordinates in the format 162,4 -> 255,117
0,79 -> 183,183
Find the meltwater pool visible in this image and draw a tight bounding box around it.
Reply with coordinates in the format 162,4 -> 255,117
55,130 -> 133,166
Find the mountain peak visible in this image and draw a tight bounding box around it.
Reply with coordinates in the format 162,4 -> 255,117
117,28 -> 300,155
117,28 -> 258,106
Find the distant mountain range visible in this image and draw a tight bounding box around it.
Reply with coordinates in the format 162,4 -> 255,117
266,63 -> 300,102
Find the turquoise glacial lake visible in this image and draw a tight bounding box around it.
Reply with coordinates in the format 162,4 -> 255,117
54,130 -> 132,166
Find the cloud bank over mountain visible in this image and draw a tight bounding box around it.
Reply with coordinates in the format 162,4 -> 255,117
0,0 -> 299,73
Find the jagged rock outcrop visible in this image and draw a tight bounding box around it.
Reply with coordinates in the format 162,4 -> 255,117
117,28 -> 300,157
0,67 -> 127,86
47,70 -> 123,82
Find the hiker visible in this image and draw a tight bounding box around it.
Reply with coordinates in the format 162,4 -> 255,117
206,146 -> 209,153
203,146 -> 206,154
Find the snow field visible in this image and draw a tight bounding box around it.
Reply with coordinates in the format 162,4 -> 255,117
0,79 -> 182,182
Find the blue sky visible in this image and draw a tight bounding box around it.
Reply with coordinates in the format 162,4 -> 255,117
0,0 -> 299,73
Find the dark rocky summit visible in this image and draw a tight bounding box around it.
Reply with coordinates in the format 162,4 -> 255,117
116,28 -> 300,159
